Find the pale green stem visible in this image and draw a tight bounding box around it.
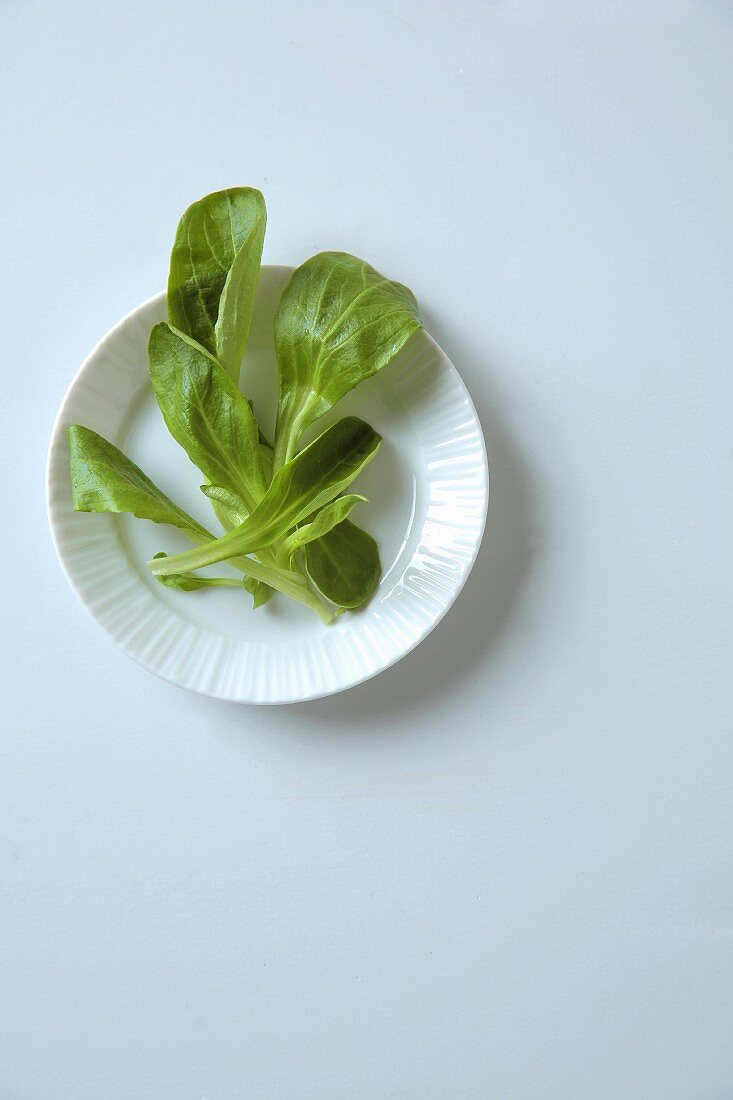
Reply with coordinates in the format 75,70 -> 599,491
195,578 -> 242,588
180,528 -> 333,623
272,432 -> 294,475
272,404 -> 313,475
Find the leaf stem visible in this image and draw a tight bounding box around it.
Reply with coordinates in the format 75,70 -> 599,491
272,432 -> 293,475
272,404 -> 312,474
232,554 -> 334,622
178,528 -> 334,623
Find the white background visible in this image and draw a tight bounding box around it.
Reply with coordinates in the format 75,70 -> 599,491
2,1 -> 732,1096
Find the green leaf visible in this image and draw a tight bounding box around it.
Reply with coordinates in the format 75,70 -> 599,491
200,484 -> 248,527
68,425 -> 209,539
245,577 -> 274,609
272,252 -> 421,468
282,494 -> 366,561
167,187 -> 266,381
149,417 -> 381,577
305,520 -> 381,610
148,323 -> 267,511
152,554 -> 242,592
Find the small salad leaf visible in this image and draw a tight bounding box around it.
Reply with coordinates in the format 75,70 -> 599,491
167,187 -> 266,381
246,578 -> 274,609
282,494 -> 366,562
149,417 -> 381,577
199,484 -> 248,526
273,252 -> 421,468
149,323 -> 267,511
152,554 -> 242,592
68,425 -> 209,540
305,520 -> 381,609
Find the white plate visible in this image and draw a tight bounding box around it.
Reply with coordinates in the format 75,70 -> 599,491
46,267 -> 488,704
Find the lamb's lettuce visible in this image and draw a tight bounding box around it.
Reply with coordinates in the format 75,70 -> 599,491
272,252 -> 421,469
69,188 -> 423,623
68,425 -> 333,621
199,484 -> 248,526
68,425 -> 210,541
167,187 -> 266,382
148,323 -> 267,511
305,520 -> 381,609
149,417 -> 380,577
281,494 -> 366,563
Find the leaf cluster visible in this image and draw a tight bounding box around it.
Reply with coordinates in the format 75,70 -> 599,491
69,189 -> 421,623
